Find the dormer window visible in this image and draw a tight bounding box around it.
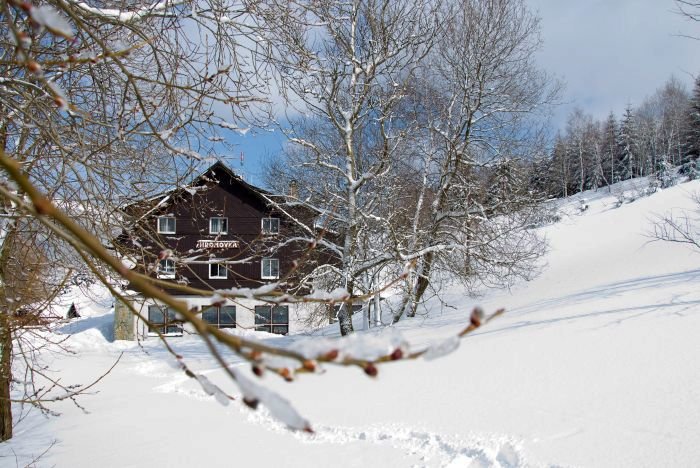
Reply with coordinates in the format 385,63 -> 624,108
157,259 -> 175,279
157,216 -> 176,234
210,217 -> 228,235
262,217 -> 279,235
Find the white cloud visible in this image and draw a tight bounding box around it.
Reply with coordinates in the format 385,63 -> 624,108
528,0 -> 700,124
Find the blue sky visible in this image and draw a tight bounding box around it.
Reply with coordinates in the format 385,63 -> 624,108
218,128 -> 283,187
226,0 -> 700,187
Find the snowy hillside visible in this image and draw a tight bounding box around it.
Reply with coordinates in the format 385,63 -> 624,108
3,179 -> 700,468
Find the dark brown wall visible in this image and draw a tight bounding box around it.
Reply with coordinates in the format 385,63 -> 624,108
123,169 -> 315,294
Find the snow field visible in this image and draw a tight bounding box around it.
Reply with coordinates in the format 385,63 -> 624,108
2,179 -> 700,467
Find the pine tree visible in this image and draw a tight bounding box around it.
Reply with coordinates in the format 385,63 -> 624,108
528,155 -> 554,197
66,303 -> 80,320
654,157 -> 675,189
680,157 -> 700,180
485,158 -> 530,213
601,112 -> 618,185
683,75 -> 700,161
617,106 -> 638,180
550,134 -> 572,197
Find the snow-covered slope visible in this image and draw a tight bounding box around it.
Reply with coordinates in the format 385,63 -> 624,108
3,179 -> 700,467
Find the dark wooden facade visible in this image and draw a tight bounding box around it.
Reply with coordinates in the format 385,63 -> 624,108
118,162 -> 320,294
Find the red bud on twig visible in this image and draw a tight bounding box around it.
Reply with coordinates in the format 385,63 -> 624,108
27,60 -> 41,74
243,397 -> 259,409
279,368 -> 293,382
53,96 -> 67,109
470,307 -> 484,328
363,363 -> 378,377
302,360 -> 316,372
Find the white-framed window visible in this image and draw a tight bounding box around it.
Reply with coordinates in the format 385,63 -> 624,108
157,259 -> 175,279
261,258 -> 279,279
202,305 -> 236,329
209,262 -> 227,279
157,216 -> 176,234
254,305 -> 289,335
209,217 -> 228,235
147,305 -> 182,336
262,217 -> 280,235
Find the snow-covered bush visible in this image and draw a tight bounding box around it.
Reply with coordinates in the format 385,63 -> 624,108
680,159 -> 700,181
578,199 -> 589,213
653,160 -> 677,189
525,205 -> 561,228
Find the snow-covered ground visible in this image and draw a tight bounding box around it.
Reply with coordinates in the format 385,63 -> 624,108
3,178 -> 700,467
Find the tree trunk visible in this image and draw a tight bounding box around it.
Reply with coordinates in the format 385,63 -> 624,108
0,319 -> 11,442
393,252 -> 434,323
0,224 -> 15,441
409,253 -> 434,318
373,292 -> 381,327
393,292 -> 412,324
337,303 -> 354,336
337,282 -> 355,336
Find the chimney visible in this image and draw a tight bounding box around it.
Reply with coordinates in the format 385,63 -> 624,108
289,179 -> 298,198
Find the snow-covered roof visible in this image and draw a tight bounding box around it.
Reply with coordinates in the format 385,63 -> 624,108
121,161 -> 287,221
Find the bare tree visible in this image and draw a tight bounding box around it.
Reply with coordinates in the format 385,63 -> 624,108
259,0 -> 440,335
635,77 -> 691,180
656,77 -> 690,167
677,1 -> 700,23
0,0 -> 270,440
549,132 -> 573,197
262,0 -> 556,327
0,214 -> 116,441
651,192 -> 700,250
0,0 -> 509,439
390,0 -> 557,321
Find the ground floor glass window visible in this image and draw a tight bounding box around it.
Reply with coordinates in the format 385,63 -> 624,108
147,305 -> 182,335
202,305 -> 236,329
254,305 -> 289,335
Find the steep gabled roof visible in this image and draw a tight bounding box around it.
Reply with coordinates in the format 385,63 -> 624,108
183,161 -> 322,216
200,161 -> 273,204
122,160 -> 274,219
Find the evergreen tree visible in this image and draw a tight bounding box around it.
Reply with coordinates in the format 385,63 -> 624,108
654,157 -> 675,189
683,75 -> 700,161
550,133 -> 572,197
485,158 -> 530,214
66,303 -> 81,320
617,106 -> 638,180
681,158 -> 700,180
601,112 -> 618,185
528,155 -> 555,197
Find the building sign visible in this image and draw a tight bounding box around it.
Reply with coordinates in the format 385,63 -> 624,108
196,240 -> 240,249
